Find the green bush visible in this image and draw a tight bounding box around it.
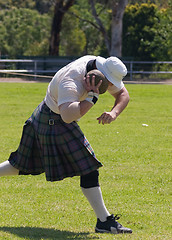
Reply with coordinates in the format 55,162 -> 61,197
151,6 -> 172,60
123,2 -> 172,61
0,8 -> 51,57
122,3 -> 159,60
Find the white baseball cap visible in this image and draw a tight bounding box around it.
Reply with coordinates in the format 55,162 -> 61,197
96,56 -> 127,88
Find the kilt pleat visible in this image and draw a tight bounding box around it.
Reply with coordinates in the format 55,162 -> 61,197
9,101 -> 102,181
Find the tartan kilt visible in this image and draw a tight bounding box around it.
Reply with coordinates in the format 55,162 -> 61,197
9,101 -> 102,181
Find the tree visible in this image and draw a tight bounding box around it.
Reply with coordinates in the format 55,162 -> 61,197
122,3 -> 159,60
89,0 -> 128,57
151,3 -> 172,61
34,0 -> 54,14
72,0 -> 110,56
0,0 -> 55,13
0,0 -> 35,9
128,0 -> 169,8
110,0 -> 128,56
59,7 -> 86,56
48,0 -> 128,56
0,8 -> 51,57
49,0 -> 75,56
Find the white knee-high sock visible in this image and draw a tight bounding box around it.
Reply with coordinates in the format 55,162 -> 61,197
81,186 -> 110,222
0,160 -> 19,176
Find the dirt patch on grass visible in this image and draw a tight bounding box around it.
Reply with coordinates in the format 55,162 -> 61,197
0,77 -> 50,83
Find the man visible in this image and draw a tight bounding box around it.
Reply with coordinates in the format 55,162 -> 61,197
0,55 -> 132,234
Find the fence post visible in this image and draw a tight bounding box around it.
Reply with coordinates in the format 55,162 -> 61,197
130,61 -> 133,81
34,60 -> 37,80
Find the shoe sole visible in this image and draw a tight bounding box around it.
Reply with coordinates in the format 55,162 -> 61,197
95,227 -> 132,234
95,227 -> 118,234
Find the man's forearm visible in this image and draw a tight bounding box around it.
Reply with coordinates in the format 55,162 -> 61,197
79,100 -> 93,117
111,87 -> 130,117
59,101 -> 93,123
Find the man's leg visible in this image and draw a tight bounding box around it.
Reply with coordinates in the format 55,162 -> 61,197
80,170 -> 132,234
81,170 -> 110,222
0,160 -> 19,176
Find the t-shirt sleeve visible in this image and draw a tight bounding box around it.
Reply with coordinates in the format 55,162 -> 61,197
58,79 -> 80,106
107,82 -> 124,95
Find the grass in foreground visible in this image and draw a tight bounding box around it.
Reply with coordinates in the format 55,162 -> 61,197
0,82 -> 171,240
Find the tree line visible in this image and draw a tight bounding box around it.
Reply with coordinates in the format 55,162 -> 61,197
0,0 -> 171,61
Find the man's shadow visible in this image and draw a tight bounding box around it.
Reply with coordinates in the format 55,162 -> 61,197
0,226 -> 99,239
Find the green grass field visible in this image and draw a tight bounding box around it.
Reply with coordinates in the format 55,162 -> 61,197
0,82 -> 171,240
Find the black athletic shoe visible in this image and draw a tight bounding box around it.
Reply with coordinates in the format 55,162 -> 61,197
95,214 -> 132,234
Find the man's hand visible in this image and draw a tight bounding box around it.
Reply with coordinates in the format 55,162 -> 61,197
97,111 -> 117,125
97,86 -> 130,125
83,75 -> 102,93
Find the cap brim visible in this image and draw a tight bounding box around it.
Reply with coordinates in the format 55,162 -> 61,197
96,56 -> 123,89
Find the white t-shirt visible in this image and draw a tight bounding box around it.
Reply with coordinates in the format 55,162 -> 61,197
45,55 -> 124,114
